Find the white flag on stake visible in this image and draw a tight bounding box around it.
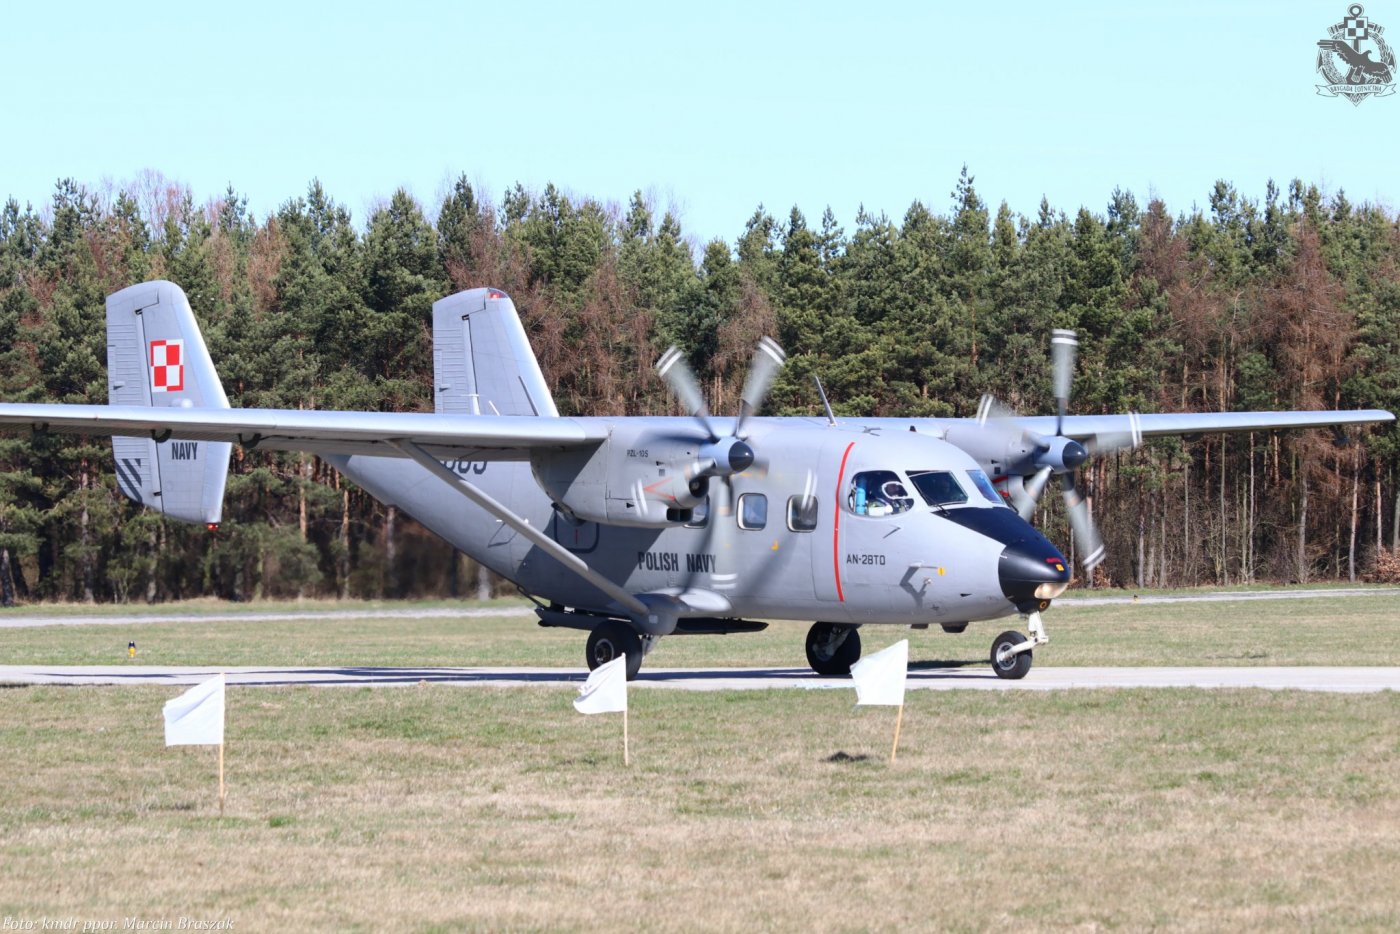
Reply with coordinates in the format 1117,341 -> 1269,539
574,656 -> 628,714
850,639 -> 909,707
163,673 -> 226,746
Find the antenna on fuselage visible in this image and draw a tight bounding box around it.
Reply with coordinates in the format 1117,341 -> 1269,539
813,376 -> 837,427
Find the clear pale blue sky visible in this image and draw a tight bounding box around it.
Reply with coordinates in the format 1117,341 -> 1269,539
6,0 -> 1397,246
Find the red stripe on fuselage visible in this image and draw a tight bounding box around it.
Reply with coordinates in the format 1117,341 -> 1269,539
833,441 -> 856,602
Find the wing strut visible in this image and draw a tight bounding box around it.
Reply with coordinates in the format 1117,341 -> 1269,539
391,441 -> 649,618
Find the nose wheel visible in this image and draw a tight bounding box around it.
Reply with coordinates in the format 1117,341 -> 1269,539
991,631 -> 1032,679
990,610 -> 1048,680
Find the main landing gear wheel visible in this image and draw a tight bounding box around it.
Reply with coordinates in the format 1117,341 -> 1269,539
587,620 -> 643,681
990,630 -> 1032,680
805,622 -> 862,675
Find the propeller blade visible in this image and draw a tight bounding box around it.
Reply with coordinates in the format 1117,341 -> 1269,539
735,337 -> 786,438
1016,466 -> 1054,520
706,476 -> 738,594
976,393 -> 1019,426
1006,476 -> 1034,518
1051,329 -> 1077,437
1084,415 -> 1143,457
1061,472 -> 1105,572
656,346 -> 718,442
1085,432 -> 1133,457
686,457 -> 719,481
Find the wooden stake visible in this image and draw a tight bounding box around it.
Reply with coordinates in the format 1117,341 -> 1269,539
623,708 -> 630,767
890,704 -> 905,764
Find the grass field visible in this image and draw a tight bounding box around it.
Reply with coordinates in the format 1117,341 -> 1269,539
2,588 -> 1400,930
1,686 -> 1398,930
3,588 -> 1399,670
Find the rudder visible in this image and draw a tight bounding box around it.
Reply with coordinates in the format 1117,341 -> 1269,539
432,288 -> 558,417
106,280 -> 231,525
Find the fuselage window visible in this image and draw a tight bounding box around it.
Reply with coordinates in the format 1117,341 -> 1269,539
685,497 -> 709,528
965,469 -> 1005,505
738,493 -> 768,530
787,494 -> 818,532
847,470 -> 915,516
908,470 -> 970,508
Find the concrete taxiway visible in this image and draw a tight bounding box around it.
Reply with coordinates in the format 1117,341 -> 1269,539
0,587 -> 1394,629
2,664 -> 1398,693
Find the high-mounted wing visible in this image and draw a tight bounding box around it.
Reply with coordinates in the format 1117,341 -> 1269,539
1012,409 -> 1395,444
905,328 -> 1394,573
0,404 -> 606,461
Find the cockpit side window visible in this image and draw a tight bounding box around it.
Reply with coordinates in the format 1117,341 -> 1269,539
847,470 -> 915,516
908,470 -> 970,507
965,469 -> 1006,506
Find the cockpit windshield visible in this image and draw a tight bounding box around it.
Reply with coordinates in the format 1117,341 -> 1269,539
965,469 -> 1006,505
908,470 -> 969,508
854,468 -> 1006,514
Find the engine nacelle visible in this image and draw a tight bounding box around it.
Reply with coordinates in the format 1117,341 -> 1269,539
531,428 -> 728,527
944,423 -> 1089,478
942,422 -> 1040,477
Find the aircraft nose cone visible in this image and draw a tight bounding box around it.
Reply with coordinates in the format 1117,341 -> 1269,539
1062,440 -> 1089,471
999,542 -> 1071,609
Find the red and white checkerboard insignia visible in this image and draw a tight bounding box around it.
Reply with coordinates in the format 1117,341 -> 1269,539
149,339 -> 185,393
1345,15 -> 1369,41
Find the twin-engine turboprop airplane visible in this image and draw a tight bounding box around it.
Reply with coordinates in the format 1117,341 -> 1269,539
0,282 -> 1391,679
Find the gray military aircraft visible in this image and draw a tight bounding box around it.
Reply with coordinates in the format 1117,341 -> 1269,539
0,281 -> 1391,679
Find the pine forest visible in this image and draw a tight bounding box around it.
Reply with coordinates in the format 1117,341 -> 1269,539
1,169 -> 1398,604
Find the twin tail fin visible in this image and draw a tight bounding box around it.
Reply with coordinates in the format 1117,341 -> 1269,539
106,280 -> 231,525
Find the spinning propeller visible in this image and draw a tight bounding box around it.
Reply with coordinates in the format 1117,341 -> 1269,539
654,339 -> 787,591
979,329 -> 1141,572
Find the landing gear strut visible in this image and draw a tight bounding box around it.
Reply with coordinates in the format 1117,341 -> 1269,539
805,622 -> 862,675
586,620 -> 644,681
990,609 -> 1048,680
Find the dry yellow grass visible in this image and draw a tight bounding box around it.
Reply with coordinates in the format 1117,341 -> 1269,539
2,685 -> 1398,931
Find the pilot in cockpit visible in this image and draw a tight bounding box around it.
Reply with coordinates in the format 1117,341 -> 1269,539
849,471 -> 915,516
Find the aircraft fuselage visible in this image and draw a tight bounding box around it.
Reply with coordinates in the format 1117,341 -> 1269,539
329,415 -> 1068,628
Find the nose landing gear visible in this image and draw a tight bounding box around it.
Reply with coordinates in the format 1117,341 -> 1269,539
990,610 -> 1048,680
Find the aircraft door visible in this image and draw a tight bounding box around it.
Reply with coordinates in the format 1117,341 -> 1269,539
812,438 -> 850,604
813,439 -> 906,614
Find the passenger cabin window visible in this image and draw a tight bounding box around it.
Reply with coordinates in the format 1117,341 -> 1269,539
965,469 -> 1005,505
787,495 -> 818,532
847,470 -> 915,516
908,470 -> 970,508
738,493 -> 768,530
685,497 -> 709,528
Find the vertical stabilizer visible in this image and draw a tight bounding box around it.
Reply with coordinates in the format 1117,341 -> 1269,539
432,288 -> 558,417
106,280 -> 232,525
